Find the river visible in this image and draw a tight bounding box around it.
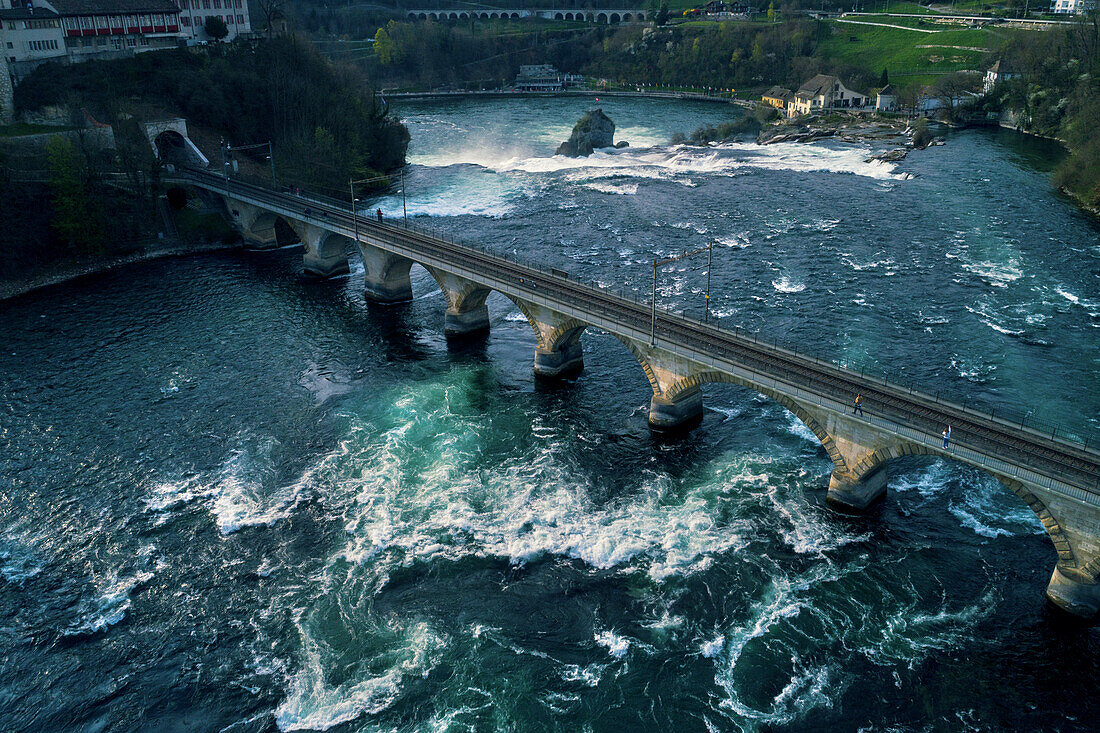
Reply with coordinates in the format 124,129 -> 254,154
1,96 -> 1098,731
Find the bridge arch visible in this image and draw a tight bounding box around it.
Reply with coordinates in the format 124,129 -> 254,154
597,12 -> 608,23
565,12 -> 574,19
555,12 -> 564,19
544,319 -> 587,354
449,12 -> 458,20
664,370 -> 848,473
490,11 -> 499,18
623,12 -> 633,21
510,12 -> 520,18
610,12 -> 620,23
662,368 -> 1080,575
844,445 -> 1078,571
479,11 -> 489,19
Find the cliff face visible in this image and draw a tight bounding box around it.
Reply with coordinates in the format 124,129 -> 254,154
556,109 -> 616,157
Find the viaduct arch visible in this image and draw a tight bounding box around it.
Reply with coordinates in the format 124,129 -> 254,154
193,175 -> 1100,620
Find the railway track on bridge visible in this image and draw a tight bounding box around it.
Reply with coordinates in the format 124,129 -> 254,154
178,169 -> 1100,498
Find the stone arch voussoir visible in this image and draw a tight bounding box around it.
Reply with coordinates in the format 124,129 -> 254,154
424,266 -> 490,312
544,319 -> 588,352
610,335 -> 661,395
843,444 -> 1081,571
662,370 -> 848,474
1003,477 -> 1080,571
497,293 -> 547,348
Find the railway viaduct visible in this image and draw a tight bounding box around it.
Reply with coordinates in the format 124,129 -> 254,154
171,167 -> 1100,620
406,8 -> 649,23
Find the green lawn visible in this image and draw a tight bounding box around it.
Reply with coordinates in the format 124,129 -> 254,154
819,20 -> 998,78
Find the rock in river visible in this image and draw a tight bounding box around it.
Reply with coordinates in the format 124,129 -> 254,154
556,109 -> 624,157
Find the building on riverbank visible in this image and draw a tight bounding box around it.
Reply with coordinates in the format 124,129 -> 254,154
761,86 -> 792,110
514,64 -> 583,92
983,60 -> 1019,92
1050,0 -> 1093,13
875,84 -> 897,112
786,74 -> 871,117
1,0 -> 187,79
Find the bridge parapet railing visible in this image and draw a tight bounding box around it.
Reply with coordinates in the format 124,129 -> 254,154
392,208 -> 1099,457
185,168 -> 1100,459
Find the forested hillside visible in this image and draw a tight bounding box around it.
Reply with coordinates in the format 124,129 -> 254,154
16,36 -> 409,195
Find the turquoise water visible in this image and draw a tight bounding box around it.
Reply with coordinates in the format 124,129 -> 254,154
1,97 -> 1098,731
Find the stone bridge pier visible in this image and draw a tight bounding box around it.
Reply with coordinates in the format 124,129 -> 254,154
358,242 -> 414,302
590,346 -> 1100,616
226,199 -> 281,249
298,224 -> 350,278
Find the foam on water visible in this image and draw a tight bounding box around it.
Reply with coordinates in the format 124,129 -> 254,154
275,619 -> 447,731
66,567 -> 154,636
144,431 -> 341,534
594,629 -> 631,659
713,562 -> 844,724
961,259 -> 1024,288
585,181 -> 639,196
772,276 -> 806,294
413,138 -> 907,183
326,371 -> 763,584
858,590 -> 996,669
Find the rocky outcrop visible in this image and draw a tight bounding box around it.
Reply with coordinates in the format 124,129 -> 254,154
757,125 -> 837,145
556,109 -> 623,157
867,148 -> 909,163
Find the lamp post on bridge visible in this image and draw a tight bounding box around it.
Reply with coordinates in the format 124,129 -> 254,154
650,241 -> 713,346
350,172 -> 401,241
220,139 -> 231,193
231,141 -> 276,188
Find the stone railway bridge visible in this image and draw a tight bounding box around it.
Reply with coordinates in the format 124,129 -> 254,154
406,8 -> 649,23
171,167 -> 1100,619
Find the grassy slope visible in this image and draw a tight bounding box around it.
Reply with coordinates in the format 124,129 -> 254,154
816,20 -> 999,84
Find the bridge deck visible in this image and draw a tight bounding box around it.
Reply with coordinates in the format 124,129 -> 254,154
176,168 -> 1100,505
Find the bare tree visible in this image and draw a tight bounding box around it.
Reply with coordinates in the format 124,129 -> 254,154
254,0 -> 286,39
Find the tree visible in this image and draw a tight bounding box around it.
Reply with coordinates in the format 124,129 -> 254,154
204,15 -> 228,41
46,136 -> 104,253
879,68 -> 889,87
253,0 -> 285,39
655,4 -> 669,26
374,27 -> 393,65
767,2 -> 776,23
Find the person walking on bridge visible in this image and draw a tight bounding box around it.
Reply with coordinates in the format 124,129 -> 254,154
376,208 -> 383,223
943,424 -> 951,449
853,393 -> 864,416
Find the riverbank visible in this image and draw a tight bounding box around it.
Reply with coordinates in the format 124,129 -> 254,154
0,237 -> 242,302
387,88 -> 751,107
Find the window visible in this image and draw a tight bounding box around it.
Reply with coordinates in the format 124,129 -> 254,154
227,14 -> 233,23
237,13 -> 243,23
140,36 -> 149,45
4,42 -> 11,49
182,16 -> 190,25
126,36 -> 135,46
203,0 -> 210,9
213,0 -> 220,8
